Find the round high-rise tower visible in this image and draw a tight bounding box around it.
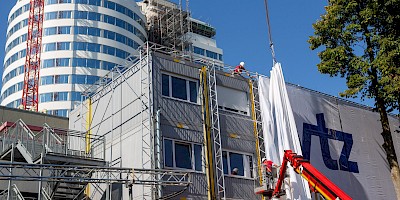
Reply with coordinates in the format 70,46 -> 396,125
1,0 -> 147,117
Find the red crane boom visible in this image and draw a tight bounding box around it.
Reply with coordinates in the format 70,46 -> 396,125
22,0 -> 45,111
273,150 -> 351,200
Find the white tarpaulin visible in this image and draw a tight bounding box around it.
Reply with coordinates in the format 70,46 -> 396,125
259,63 -> 312,200
259,64 -> 400,199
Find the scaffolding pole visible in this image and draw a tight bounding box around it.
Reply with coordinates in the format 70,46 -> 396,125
249,79 -> 267,199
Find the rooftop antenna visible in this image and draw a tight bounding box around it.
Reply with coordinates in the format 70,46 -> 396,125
264,0 -> 277,65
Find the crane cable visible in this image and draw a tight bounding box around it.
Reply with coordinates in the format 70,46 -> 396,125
263,0 -> 277,65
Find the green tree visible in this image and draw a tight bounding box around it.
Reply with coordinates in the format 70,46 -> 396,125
308,0 -> 400,197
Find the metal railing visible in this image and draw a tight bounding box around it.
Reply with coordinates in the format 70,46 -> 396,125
0,120 -> 105,162
0,184 -> 25,200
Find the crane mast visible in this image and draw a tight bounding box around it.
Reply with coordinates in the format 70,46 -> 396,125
22,0 -> 45,111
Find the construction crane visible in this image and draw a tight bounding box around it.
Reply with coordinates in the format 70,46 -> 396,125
22,0 -> 45,111
255,150 -> 352,200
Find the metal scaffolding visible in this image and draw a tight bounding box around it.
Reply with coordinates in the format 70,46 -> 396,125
249,79 -> 267,195
142,0 -> 192,52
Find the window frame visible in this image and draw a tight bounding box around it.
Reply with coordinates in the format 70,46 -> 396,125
161,73 -> 199,104
163,138 -> 203,172
222,150 -> 254,179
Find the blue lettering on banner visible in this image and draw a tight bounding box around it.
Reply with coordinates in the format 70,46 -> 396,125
302,113 -> 359,173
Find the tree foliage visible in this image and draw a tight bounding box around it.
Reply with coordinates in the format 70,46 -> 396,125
308,0 -> 400,197
308,0 -> 400,112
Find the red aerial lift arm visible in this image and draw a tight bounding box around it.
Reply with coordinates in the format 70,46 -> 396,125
273,150 -> 351,200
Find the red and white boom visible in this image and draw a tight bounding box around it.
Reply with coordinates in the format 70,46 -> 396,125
272,150 -> 351,200
22,0 -> 45,111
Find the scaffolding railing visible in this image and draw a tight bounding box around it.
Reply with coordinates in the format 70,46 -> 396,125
0,162 -> 191,186
0,184 -> 25,200
0,120 -> 105,161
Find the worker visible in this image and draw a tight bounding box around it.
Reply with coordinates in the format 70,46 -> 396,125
231,62 -> 250,77
262,158 -> 278,189
232,168 -> 239,175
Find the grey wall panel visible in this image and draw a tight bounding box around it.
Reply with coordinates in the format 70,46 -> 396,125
161,124 -> 203,144
224,176 -> 259,200
219,111 -> 255,153
162,173 -> 208,199
153,52 -> 201,80
216,73 -> 249,92
159,98 -> 203,132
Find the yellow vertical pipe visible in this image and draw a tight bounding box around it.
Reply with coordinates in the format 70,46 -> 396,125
200,66 -> 216,200
249,80 -> 265,200
85,98 -> 92,197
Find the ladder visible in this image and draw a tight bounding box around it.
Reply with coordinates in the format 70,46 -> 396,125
200,64 -> 226,199
249,79 -> 267,186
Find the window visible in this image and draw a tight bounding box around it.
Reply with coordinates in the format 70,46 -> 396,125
172,76 -> 187,100
58,26 -> 71,34
44,27 -> 56,36
88,12 -> 101,21
54,75 -> 69,84
44,43 -> 56,52
53,109 -> 68,117
115,49 -> 126,59
45,12 -> 58,20
103,30 -> 115,40
193,46 -> 205,56
88,0 -> 101,6
40,93 -> 53,103
104,15 -> 115,25
72,58 -> 86,67
75,11 -> 88,19
116,18 -> 125,29
162,74 -> 169,96
162,74 -> 198,103
87,43 -> 101,52
164,139 -> 202,171
70,91 -> 82,101
43,59 -> 55,68
56,58 -> 70,67
73,42 -> 87,50
57,42 -> 70,50
105,1 -> 116,10
88,27 -> 101,36
59,11 -> 72,19
54,92 -> 68,101
217,86 -> 249,115
87,59 -> 101,69
206,50 -> 218,60
41,76 -> 54,85
103,45 -> 115,56
74,26 -> 87,35
223,151 -> 253,178
102,61 -> 115,70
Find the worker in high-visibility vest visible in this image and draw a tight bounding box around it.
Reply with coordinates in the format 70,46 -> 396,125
231,62 -> 250,77
262,158 -> 278,189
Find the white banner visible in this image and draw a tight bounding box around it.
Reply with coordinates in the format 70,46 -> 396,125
259,73 -> 400,199
259,63 -> 311,200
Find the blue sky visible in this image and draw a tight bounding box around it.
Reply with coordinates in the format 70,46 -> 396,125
0,0 -> 373,107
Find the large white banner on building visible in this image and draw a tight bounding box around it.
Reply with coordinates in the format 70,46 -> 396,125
259,63 -> 311,200
259,74 -> 400,199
